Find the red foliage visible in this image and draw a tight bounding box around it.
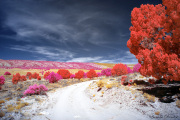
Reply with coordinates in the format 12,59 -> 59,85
127,0 -> 180,84
37,76 -> 41,80
20,75 -> 27,81
26,72 -> 32,77
121,76 -> 127,85
43,71 -> 51,79
87,69 -> 97,79
29,76 -> 32,80
57,69 -> 71,79
12,73 -> 21,84
111,63 -> 128,76
75,70 -> 84,79
32,72 -> 39,79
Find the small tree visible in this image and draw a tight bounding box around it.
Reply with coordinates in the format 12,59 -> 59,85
87,69 -> 97,79
75,70 -> 84,80
127,0 -> 180,83
111,63 -> 128,76
57,69 -> 71,79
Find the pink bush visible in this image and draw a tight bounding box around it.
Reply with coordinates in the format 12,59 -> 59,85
101,68 -> 111,76
4,71 -> 11,75
23,84 -> 48,96
133,63 -> 141,73
83,72 -> 87,78
0,75 -> 5,85
70,74 -> 75,79
97,72 -> 102,77
125,64 -> 133,73
46,72 -> 62,83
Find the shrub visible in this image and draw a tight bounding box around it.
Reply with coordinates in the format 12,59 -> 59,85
15,102 -> 29,109
37,76 -> 41,80
26,72 -> 32,77
105,84 -> 113,89
0,76 -> 5,85
43,71 -> 51,79
101,68 -> 111,76
23,84 -> 48,96
96,80 -> 105,88
97,72 -> 102,77
133,63 -> 141,73
57,69 -> 71,79
29,76 -> 32,80
125,64 -> 133,74
4,71 -> 11,75
70,74 -> 75,79
32,72 -> 39,79
12,73 -> 21,84
46,72 -> 62,83
20,75 -> 27,81
83,72 -> 87,78
75,70 -> 84,80
111,63 -> 128,76
87,69 -> 97,79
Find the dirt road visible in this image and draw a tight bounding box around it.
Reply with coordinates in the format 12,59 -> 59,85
30,80 -> 149,120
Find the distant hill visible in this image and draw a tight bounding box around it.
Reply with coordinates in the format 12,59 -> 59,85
0,59 -> 104,70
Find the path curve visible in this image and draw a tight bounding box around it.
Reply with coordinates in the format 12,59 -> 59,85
32,80 -> 150,120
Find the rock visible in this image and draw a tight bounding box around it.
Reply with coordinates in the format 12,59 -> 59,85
22,112 -> 30,116
159,96 -> 174,103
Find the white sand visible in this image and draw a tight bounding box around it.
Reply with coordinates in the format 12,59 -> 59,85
2,80 -> 179,120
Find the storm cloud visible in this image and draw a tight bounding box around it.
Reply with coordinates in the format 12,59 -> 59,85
0,0 -> 162,63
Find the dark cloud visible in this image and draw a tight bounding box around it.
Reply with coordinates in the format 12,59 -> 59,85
0,0 -> 162,63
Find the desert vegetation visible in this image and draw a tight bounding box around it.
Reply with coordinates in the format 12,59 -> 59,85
0,0 -> 179,119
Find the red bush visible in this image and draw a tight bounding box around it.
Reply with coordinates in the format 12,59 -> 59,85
29,76 -> 32,80
43,71 -> 51,79
57,69 -> 71,79
32,72 -> 39,79
75,70 -> 84,79
20,75 -> 27,81
87,69 -> 97,79
26,72 -> 32,77
37,76 -> 41,80
12,73 -> 21,84
111,63 -> 128,76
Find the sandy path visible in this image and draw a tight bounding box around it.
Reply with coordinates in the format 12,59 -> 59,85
31,80 -> 150,120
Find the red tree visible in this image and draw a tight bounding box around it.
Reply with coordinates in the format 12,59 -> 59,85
57,69 -> 71,79
75,70 -> 84,79
87,69 -> 97,79
127,0 -> 180,83
111,63 -> 128,76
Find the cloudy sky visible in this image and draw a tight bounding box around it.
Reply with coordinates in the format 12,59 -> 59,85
0,0 -> 162,64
